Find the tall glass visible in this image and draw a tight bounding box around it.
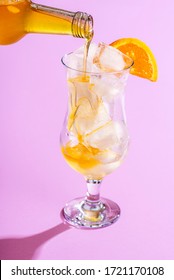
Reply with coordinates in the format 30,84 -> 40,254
60,49 -> 133,229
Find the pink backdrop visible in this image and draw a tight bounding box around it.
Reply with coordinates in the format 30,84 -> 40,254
0,0 -> 174,260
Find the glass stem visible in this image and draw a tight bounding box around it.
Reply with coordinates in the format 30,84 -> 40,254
86,179 -> 102,204
80,179 -> 103,221
81,179 -> 104,221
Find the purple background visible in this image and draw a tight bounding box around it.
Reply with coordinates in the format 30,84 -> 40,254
0,0 -> 174,260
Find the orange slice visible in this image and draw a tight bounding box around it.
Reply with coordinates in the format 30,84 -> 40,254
110,38 -> 158,81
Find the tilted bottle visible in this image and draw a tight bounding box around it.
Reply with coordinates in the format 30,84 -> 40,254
0,0 -> 93,45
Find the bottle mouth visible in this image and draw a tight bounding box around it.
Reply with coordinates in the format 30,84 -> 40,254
72,12 -> 94,39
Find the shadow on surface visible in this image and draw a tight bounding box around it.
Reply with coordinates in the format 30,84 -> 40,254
0,223 -> 71,260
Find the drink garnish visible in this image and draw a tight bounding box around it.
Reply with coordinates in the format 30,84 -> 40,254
110,38 -> 158,81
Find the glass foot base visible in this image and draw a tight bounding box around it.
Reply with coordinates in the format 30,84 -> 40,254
61,197 -> 120,229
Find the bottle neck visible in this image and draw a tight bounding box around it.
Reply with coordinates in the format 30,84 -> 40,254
31,2 -> 75,18
30,2 -> 94,39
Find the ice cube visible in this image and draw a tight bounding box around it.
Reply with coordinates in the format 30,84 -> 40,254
95,149 -> 119,164
66,43 -> 98,78
69,76 -> 98,103
84,120 -> 129,150
93,42 -> 127,72
114,121 -> 129,142
68,132 -> 79,147
67,76 -> 99,130
111,121 -> 130,156
89,42 -> 131,102
84,121 -> 118,150
68,97 -> 93,136
74,98 -> 111,136
90,73 -> 125,102
72,43 -> 97,64
91,101 -> 111,130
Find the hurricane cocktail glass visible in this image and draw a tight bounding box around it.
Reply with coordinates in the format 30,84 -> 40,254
60,44 -> 133,229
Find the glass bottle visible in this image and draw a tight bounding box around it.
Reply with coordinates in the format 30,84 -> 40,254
0,0 -> 93,45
